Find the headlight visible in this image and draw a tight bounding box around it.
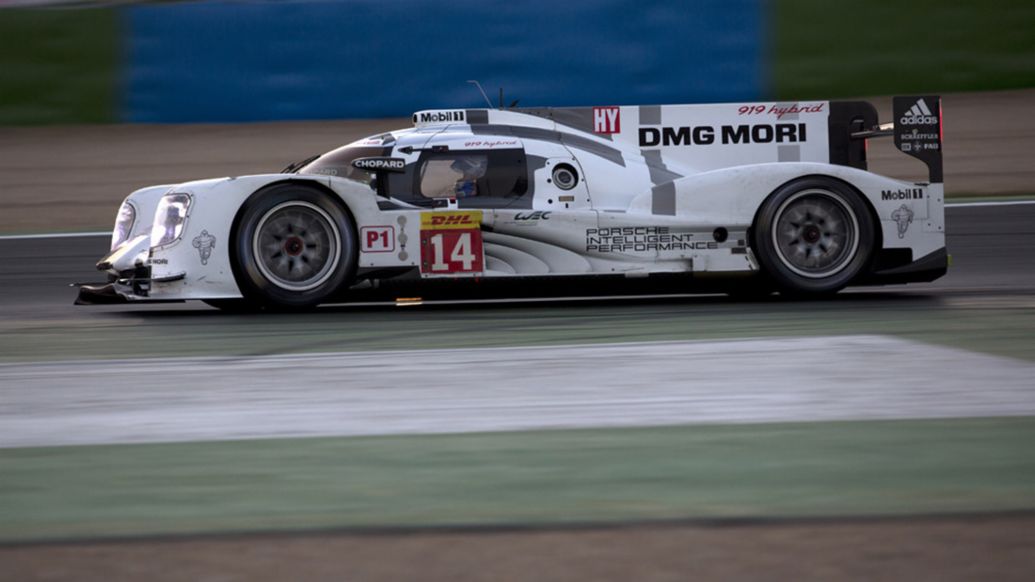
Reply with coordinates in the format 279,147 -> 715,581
110,200 -> 137,251
150,192 -> 192,248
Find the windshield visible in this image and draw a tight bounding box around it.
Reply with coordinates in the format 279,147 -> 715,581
295,146 -> 388,186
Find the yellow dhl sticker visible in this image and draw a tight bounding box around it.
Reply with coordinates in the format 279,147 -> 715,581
420,210 -> 483,230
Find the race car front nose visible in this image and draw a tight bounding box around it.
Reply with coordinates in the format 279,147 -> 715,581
96,234 -> 150,273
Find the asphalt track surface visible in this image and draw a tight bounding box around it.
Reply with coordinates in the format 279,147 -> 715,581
0,204 -> 1033,357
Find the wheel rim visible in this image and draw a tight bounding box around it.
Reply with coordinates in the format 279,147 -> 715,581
771,189 -> 859,279
252,201 -> 341,291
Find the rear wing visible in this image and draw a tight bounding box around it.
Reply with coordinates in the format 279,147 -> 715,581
829,95 -> 943,184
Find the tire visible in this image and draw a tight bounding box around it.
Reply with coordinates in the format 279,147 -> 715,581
229,183 -> 356,309
752,177 -> 875,296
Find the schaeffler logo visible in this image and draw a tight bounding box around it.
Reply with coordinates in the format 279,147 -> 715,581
900,99 -> 938,125
593,106 -> 620,134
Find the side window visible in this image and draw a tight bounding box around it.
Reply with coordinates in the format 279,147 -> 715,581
420,155 -> 488,199
415,150 -> 528,203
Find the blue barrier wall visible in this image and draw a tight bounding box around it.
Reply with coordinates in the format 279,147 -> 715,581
125,0 -> 765,123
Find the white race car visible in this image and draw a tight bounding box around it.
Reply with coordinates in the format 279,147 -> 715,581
79,96 -> 947,309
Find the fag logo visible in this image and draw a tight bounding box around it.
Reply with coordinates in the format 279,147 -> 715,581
593,106 -> 621,134
900,98 -> 938,126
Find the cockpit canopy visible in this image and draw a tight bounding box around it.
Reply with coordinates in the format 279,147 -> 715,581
298,143 -> 529,207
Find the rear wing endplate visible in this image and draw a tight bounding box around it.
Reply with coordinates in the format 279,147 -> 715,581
828,95 -> 943,184
891,95 -> 943,183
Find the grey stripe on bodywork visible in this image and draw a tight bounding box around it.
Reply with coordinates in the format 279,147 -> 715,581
523,154 -> 550,198
778,145 -> 801,162
651,182 -> 676,216
465,109 -> 490,124
642,149 -> 683,185
470,124 -> 625,167
516,107 -> 613,142
638,106 -> 682,185
773,102 -> 799,121
525,154 -> 550,175
774,103 -> 800,162
639,105 -> 661,125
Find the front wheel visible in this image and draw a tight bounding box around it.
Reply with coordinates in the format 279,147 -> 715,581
230,183 -> 357,309
752,178 -> 876,296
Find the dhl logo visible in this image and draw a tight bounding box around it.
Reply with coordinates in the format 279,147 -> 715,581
421,210 -> 483,230
432,215 -> 472,226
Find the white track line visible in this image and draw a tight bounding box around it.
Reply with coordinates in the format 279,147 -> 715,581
0,200 -> 1031,241
946,200 -> 1035,208
0,231 -> 110,241
2,335 -> 1034,448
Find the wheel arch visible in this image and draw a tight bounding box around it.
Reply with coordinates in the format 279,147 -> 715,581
228,178 -> 359,265
230,177 -> 356,229
226,178 -> 360,308
748,173 -> 882,294
748,173 -> 883,261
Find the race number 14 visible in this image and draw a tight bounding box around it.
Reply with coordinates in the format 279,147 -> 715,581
420,230 -> 484,274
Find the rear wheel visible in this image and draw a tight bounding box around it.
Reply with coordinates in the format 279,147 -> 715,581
753,178 -> 875,296
229,183 -> 356,310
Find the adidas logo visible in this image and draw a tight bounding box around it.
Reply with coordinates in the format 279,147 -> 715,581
899,98 -> 938,125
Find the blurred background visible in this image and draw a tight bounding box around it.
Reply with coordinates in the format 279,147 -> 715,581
2,1 -> 1035,581
2,0 -> 1034,234
2,0 -> 1034,124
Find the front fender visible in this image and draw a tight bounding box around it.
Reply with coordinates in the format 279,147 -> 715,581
144,174 -> 381,300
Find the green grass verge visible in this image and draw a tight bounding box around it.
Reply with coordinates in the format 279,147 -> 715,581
0,8 -> 119,125
1,417 -> 1033,542
774,0 -> 1035,99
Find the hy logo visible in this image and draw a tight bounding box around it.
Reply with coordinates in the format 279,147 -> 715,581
900,98 -> 938,126
593,106 -> 621,134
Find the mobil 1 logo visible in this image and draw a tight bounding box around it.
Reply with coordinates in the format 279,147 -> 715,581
893,96 -> 943,183
881,188 -> 923,201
